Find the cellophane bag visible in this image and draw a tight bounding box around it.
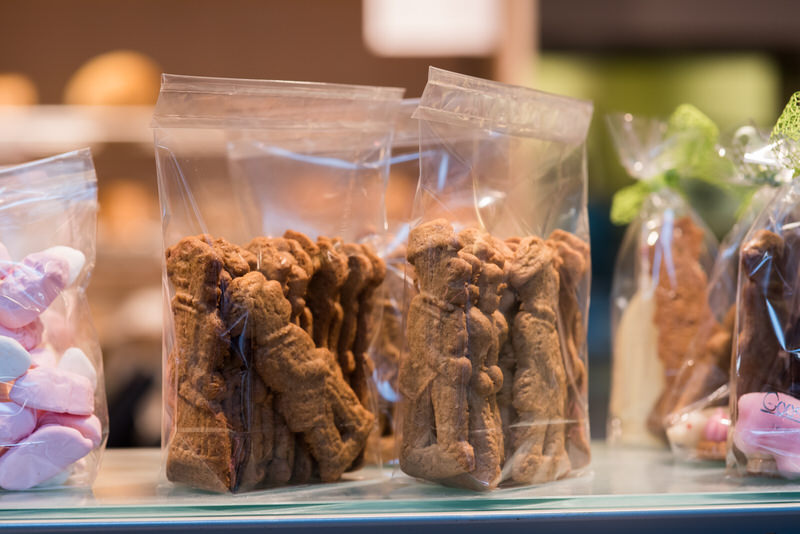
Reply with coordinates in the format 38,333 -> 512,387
152,74 -> 403,493
729,92 -> 800,479
370,98 -> 421,465
0,149 -> 107,490
607,106 -> 721,448
664,126 -> 785,462
397,67 -> 593,490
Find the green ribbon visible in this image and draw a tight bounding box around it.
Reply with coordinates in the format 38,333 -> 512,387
610,104 -> 726,225
610,170 -> 679,226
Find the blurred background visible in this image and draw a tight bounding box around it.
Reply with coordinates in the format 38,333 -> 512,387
0,0 -> 798,447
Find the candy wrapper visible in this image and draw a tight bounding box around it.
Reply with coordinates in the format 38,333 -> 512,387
153,74 -> 403,492
607,105 -> 723,447
0,149 -> 107,490
397,68 -> 593,490
664,127 -> 785,461
729,92 -> 800,479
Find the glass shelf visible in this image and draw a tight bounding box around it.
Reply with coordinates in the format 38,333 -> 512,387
2,443 -> 800,532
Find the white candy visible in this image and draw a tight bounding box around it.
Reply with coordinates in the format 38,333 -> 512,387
58,347 -> 97,390
666,409 -> 710,450
42,246 -> 85,286
29,346 -> 58,368
0,335 -> 32,381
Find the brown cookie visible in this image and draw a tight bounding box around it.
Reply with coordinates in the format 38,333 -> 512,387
399,219 -> 475,482
507,236 -> 570,484
224,271 -> 374,482
648,216 -> 713,439
547,229 -> 591,470
164,236 -> 237,493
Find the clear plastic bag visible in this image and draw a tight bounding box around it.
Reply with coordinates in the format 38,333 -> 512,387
152,74 -> 403,493
0,149 -> 107,490
397,67 -> 593,490
370,98 -> 422,465
663,127 -> 784,461
729,93 -> 800,479
607,108 -> 720,447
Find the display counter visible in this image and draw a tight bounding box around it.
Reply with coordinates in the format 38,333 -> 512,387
1,443 -> 799,532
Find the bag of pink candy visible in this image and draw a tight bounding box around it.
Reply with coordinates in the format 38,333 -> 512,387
0,149 -> 107,490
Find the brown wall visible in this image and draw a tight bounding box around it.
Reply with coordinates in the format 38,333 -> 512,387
0,0 -> 490,102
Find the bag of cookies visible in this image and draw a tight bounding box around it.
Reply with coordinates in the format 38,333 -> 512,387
152,74 -> 403,492
397,67 -> 594,490
0,149 -> 107,490
664,126 -> 786,462
607,105 -> 722,448
729,93 -> 800,479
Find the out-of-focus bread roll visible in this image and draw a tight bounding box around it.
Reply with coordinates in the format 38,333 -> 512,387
63,50 -> 161,106
0,73 -> 38,106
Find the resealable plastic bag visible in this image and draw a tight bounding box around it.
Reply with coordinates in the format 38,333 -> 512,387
0,149 -> 107,490
607,106 -> 721,448
664,127 -> 785,461
370,98 -> 421,465
729,93 -> 800,479
153,74 -> 403,492
397,67 -> 593,490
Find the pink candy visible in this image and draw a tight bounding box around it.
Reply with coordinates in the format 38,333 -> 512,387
0,319 -> 42,351
9,367 -> 94,416
0,253 -> 69,329
37,413 -> 102,447
734,392 -> 800,478
0,425 -> 93,490
0,403 -> 36,445
703,407 -> 729,443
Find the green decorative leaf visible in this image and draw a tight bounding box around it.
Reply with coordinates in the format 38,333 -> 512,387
772,92 -> 800,141
666,104 -> 723,179
667,104 -> 720,144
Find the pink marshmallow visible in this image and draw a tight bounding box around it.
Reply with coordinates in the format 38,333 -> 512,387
0,253 -> 68,329
0,424 -> 93,490
703,407 -> 729,443
9,367 -> 94,416
0,319 -> 43,351
0,403 -> 36,445
735,392 -> 800,478
37,413 -> 102,447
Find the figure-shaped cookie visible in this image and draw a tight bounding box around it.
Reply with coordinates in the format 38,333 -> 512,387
338,244 -> 374,381
455,229 -> 507,488
203,235 -> 257,278
224,271 -> 373,482
648,217 -> 712,439
165,237 -> 237,492
352,244 -> 385,400
507,236 -> 569,484
247,236 -> 314,330
496,244 -> 520,463
399,219 -> 475,482
285,232 -> 349,351
663,306 -> 734,433
547,229 -> 591,469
